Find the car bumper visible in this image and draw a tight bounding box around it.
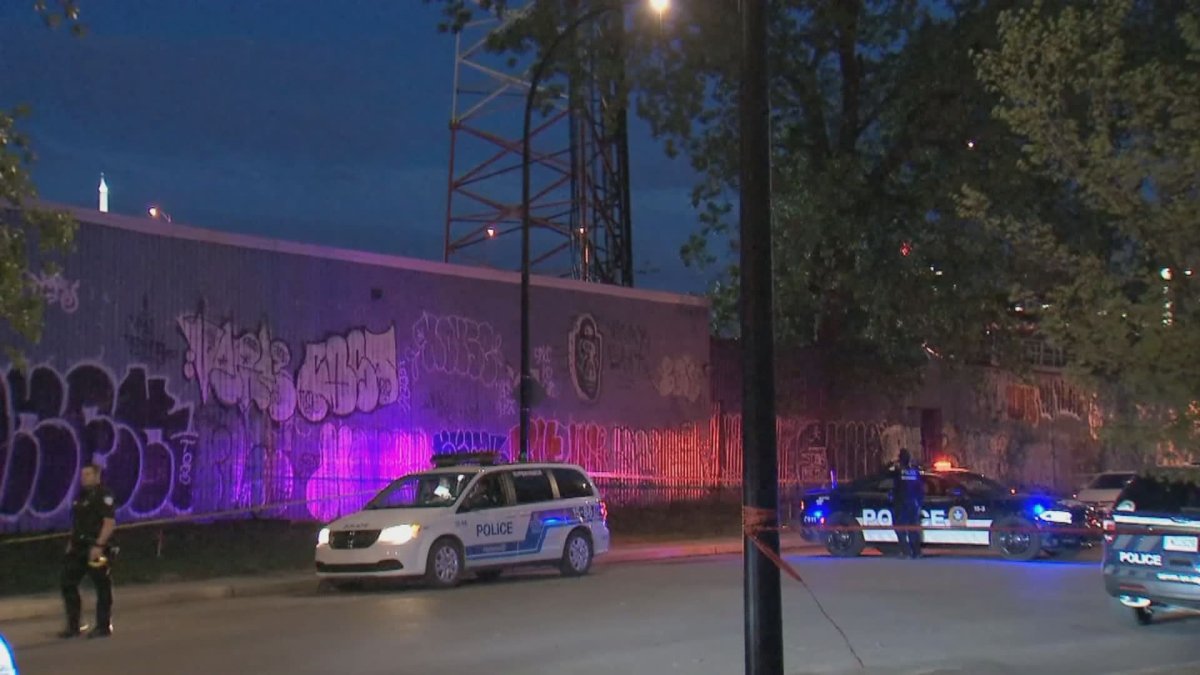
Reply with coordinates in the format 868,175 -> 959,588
315,541 -> 425,578
1104,564 -> 1200,611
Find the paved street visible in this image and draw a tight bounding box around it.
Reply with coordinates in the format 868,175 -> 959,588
3,549 -> 1199,674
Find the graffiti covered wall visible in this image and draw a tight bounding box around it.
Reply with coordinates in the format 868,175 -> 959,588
0,206 -> 712,531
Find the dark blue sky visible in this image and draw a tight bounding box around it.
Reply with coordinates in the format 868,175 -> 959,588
0,1 -> 708,293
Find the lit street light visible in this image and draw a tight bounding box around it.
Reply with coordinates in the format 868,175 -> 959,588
147,206 -> 172,223
519,0 -> 668,464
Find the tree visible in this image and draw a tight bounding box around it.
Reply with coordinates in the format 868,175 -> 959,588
427,0 -> 1038,400
965,0 -> 1200,453
0,2 -> 82,354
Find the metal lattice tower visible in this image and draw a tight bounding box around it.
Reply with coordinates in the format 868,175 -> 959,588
443,1 -> 634,285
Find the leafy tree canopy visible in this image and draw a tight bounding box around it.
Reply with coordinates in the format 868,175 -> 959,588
965,0 -> 1200,451
426,0 -> 1043,398
0,1 -> 81,354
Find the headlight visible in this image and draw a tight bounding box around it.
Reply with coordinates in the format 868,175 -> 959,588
378,524 -> 421,545
1037,509 -> 1073,525
317,528 -> 330,546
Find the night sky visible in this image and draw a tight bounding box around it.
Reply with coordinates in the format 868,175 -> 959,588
0,1 -> 709,293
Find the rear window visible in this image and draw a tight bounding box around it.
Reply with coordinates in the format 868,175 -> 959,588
1117,476 -> 1200,515
1090,473 -> 1135,490
510,469 -> 555,504
552,468 -> 595,499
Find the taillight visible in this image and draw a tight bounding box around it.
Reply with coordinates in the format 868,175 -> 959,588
1103,518 -> 1115,544
600,501 -> 608,522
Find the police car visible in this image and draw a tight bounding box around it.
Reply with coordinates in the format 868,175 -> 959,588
315,453 -> 610,588
797,461 -> 1101,561
1103,468 -> 1200,625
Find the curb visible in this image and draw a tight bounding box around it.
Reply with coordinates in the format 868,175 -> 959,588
0,539 -> 819,623
603,539 -> 816,565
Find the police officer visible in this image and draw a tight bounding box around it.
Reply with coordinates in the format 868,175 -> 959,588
891,448 -> 924,559
60,464 -> 116,639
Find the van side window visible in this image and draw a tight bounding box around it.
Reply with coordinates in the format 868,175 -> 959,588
552,468 -> 595,499
511,469 -> 555,504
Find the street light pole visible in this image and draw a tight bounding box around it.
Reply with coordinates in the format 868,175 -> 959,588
739,0 -> 783,673
520,0 -> 661,462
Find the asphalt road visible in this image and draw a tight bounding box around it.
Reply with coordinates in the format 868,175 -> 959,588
3,549 -> 1199,675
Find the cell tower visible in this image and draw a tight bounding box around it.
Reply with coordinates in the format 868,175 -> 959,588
443,1 -> 634,285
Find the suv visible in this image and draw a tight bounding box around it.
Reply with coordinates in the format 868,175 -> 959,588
315,453 -> 610,588
1103,469 -> 1200,624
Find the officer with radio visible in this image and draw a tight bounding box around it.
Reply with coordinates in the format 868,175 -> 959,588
60,464 -> 117,639
891,448 -> 924,559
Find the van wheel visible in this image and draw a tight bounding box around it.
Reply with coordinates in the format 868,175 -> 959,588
475,569 -> 503,582
992,516 -> 1041,561
426,538 -> 464,589
560,529 -> 593,577
1134,607 -> 1153,626
826,512 -> 865,558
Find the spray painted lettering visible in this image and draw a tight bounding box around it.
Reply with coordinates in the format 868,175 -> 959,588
27,271 -> 79,314
296,326 -> 399,422
0,363 -> 194,527
178,308 -> 297,422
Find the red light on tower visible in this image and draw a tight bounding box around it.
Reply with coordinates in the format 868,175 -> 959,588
900,241 -> 913,257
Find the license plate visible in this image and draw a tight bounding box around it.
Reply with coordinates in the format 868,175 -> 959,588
1164,535 -> 1199,553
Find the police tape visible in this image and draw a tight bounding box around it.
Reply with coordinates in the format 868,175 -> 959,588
742,506 -> 865,669
0,488 -> 383,547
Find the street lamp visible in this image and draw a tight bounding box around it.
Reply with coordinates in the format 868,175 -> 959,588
518,0 -> 669,463
147,206 -> 172,223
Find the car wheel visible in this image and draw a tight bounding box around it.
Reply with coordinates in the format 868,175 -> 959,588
825,512 -> 865,558
475,568 -> 503,582
560,529 -> 594,577
1134,606 -> 1154,626
992,516 -> 1041,561
425,537 -> 464,589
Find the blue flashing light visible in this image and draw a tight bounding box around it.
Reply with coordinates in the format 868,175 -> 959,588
811,509 -> 824,520
1031,503 -> 1046,516
0,632 -> 17,675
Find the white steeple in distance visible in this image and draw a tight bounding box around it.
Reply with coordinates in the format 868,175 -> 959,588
98,173 -> 109,213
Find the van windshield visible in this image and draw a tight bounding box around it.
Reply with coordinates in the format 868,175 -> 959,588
365,472 -> 474,509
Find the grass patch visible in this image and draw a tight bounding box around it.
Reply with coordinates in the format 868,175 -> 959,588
0,497 -> 742,597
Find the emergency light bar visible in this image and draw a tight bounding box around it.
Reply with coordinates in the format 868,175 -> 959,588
431,451 -> 503,468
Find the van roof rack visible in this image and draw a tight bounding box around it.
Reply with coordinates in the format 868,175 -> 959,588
431,451 -> 504,468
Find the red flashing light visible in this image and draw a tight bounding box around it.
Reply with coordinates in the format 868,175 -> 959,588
900,241 -> 913,257
932,459 -> 953,471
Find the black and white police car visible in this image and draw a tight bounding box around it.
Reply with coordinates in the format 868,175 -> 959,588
315,453 -> 610,588
1103,467 -> 1200,625
797,461 -> 1101,561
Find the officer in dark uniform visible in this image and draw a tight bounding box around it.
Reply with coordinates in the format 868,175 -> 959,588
890,448 -> 924,559
60,464 -> 116,639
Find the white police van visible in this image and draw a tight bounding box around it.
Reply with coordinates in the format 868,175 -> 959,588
315,453 -> 610,588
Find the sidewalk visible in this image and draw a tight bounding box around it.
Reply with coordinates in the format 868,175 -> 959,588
0,533 -> 817,623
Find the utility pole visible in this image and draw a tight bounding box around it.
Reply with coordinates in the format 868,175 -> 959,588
739,0 -> 783,673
